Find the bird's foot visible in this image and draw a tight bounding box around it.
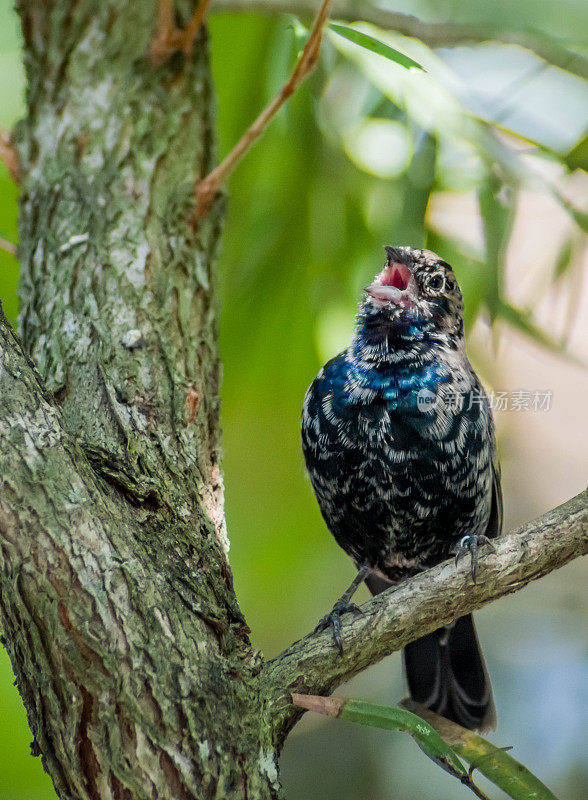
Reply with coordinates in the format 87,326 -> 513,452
453,534 -> 495,583
315,600 -> 364,654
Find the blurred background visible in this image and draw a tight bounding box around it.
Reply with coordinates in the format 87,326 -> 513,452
1,1 -> 587,798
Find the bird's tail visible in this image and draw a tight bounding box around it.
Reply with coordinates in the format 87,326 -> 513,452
365,575 -> 496,731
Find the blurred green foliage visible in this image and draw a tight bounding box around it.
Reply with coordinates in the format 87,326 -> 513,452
0,1 -> 587,799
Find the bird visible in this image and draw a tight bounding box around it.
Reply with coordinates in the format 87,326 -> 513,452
301,245 -> 502,731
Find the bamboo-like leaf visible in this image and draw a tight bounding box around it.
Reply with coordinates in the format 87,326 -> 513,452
402,700 -> 560,800
565,133 -> 588,173
478,173 -> 516,321
553,190 -> 588,234
292,694 -> 491,799
329,23 -> 425,71
496,299 -> 583,364
400,131 -> 437,247
553,236 -> 575,281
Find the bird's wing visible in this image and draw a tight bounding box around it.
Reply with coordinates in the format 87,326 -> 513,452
485,447 -> 503,539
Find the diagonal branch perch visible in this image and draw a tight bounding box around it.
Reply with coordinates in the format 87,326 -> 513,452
261,489 -> 588,746
191,0 -> 333,222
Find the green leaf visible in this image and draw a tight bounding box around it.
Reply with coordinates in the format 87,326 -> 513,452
400,131 -> 437,247
339,699 -> 468,777
478,173 -> 516,320
553,190 -> 588,234
553,236 -> 575,281
498,300 -> 584,367
291,694 -> 491,798
288,16 -> 312,53
329,23 -> 425,71
497,300 -> 573,358
403,700 -> 560,800
564,133 -> 588,173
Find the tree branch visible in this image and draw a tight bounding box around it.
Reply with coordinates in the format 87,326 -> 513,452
261,489 -> 588,746
192,0 -> 332,221
150,0 -> 213,64
212,0 -> 588,81
0,129 -> 21,183
0,237 -> 17,255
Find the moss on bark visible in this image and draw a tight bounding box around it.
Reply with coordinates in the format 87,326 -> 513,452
1,2 -> 280,798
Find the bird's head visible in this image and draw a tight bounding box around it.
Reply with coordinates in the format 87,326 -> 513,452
360,246 -> 464,342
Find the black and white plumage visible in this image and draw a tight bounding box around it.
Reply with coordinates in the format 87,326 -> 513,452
301,246 -> 502,731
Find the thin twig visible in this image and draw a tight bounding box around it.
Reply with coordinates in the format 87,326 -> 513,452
191,0 -> 333,222
180,0 -> 213,53
150,0 -> 212,65
0,130 -> 21,184
0,237 -> 17,256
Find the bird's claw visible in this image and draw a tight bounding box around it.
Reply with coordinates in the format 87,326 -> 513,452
453,534 -> 495,583
314,601 -> 364,654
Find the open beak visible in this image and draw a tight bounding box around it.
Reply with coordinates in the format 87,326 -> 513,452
365,262 -> 417,307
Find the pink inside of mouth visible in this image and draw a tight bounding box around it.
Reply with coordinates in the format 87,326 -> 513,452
380,263 -> 411,291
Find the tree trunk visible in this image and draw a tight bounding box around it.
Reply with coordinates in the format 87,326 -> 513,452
1,1 -> 278,797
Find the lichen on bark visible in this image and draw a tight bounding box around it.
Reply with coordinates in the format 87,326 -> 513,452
1,1 -> 279,798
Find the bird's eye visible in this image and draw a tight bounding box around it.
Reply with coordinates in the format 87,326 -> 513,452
427,274 -> 444,292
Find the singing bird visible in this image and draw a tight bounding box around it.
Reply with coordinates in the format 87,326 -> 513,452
301,246 -> 501,731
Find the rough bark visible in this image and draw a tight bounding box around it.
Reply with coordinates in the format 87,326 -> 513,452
0,2 -> 587,800
0,305 -> 273,800
2,1 -> 276,798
